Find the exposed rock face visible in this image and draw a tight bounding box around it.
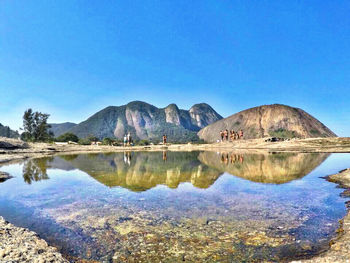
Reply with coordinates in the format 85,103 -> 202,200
63,101 -> 222,142
189,103 -> 223,129
49,122 -> 77,137
0,137 -> 28,149
164,104 -> 181,125
198,104 -> 336,142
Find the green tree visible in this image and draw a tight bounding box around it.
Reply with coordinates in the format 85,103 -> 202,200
21,109 -> 53,142
102,137 -> 115,145
56,132 -> 79,142
78,135 -> 99,145
136,139 -> 150,146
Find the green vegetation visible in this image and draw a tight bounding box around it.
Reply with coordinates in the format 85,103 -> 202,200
310,129 -> 321,136
135,139 -> 150,146
21,109 -> 53,142
0,123 -> 19,138
102,137 -> 116,146
22,157 -> 52,184
78,135 -> 99,145
56,132 -> 79,142
49,122 -> 76,137
269,128 -> 297,138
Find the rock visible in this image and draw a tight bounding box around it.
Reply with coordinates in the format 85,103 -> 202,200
0,137 -> 28,149
0,171 -> 12,182
0,216 -> 68,262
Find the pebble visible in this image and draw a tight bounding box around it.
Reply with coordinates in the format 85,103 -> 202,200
0,216 -> 68,262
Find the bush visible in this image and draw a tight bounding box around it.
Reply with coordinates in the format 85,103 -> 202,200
102,137 -> 115,146
78,138 -> 92,145
136,139 -> 150,146
56,132 -> 79,142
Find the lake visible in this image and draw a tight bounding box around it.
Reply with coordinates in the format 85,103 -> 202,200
0,151 -> 349,262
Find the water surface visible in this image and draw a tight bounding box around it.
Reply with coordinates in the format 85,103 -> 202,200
0,151 -> 349,262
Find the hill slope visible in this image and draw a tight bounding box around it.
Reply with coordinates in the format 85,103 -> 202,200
49,122 -> 77,137
0,123 -> 19,138
198,104 -> 336,142
65,101 -> 222,142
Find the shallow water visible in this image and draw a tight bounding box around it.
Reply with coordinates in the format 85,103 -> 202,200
0,151 -> 349,262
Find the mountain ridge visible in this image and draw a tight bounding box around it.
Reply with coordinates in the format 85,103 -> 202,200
0,123 -> 19,138
51,101 -> 223,142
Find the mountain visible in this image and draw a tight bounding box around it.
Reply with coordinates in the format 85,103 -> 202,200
60,101 -> 222,142
198,151 -> 329,184
45,152 -> 221,191
49,122 -> 77,137
0,123 -> 19,138
198,104 -> 336,142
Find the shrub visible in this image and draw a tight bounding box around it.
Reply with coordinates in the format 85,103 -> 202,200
56,132 -> 79,142
102,137 -> 115,145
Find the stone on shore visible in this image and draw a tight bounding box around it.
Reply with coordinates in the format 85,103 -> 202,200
0,172 -> 12,182
0,216 -> 68,262
0,137 -> 28,150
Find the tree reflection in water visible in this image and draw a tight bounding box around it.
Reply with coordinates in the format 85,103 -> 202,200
22,158 -> 53,184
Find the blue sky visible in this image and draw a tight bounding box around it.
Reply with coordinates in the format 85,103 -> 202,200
1,0 -> 349,135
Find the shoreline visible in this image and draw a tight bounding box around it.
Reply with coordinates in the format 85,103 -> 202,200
0,216 -> 68,262
1,137 -> 350,167
1,137 -> 350,262
293,169 -> 350,263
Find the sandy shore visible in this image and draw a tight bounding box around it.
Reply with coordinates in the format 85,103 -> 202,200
1,136 -> 350,262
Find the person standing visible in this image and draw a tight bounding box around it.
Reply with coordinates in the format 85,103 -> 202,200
220,131 -> 224,142
239,130 -> 244,139
127,132 -> 131,145
162,134 -> 167,144
123,135 -> 127,147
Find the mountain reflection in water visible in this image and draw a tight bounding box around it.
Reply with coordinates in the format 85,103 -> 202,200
3,151 -> 349,262
23,151 -> 329,190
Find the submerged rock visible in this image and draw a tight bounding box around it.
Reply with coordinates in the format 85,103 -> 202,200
0,171 -> 12,182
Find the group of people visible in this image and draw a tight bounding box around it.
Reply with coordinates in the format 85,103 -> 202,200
123,133 -> 167,146
220,129 -> 243,142
123,133 -> 133,146
221,153 -> 244,165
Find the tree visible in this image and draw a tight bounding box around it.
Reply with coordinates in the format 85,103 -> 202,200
56,132 -> 79,142
78,135 -> 99,145
21,109 -> 53,142
6,127 -> 10,138
102,137 -> 114,145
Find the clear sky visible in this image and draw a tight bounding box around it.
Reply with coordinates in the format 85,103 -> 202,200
1,0 -> 349,135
